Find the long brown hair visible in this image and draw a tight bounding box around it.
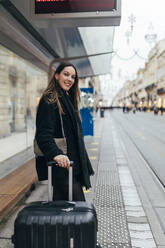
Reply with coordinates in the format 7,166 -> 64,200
42,62 -> 80,115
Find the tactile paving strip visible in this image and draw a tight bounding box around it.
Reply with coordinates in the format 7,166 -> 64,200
94,185 -> 123,207
98,161 -> 117,171
92,119 -> 132,247
94,171 -> 132,247
96,171 -> 119,186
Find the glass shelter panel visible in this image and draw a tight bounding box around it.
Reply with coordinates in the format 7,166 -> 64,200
0,44 -> 47,176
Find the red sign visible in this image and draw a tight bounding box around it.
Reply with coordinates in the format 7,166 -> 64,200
35,0 -> 116,14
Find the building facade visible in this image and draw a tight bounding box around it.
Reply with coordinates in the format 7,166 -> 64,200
113,39 -> 165,112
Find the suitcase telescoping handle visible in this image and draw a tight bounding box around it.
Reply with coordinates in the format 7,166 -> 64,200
47,161 -> 74,202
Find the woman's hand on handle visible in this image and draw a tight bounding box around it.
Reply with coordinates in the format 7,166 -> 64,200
53,155 -> 70,169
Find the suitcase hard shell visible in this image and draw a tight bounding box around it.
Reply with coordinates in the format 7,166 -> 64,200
13,201 -> 97,248
12,162 -> 98,248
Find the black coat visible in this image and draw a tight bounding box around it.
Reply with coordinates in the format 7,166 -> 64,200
35,92 -> 94,189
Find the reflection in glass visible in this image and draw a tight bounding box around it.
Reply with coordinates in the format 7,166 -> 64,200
0,45 -> 47,172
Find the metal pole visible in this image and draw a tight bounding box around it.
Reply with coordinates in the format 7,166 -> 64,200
69,166 -> 73,201
48,166 -> 52,201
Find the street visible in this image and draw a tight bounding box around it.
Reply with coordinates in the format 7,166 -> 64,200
112,110 -> 165,188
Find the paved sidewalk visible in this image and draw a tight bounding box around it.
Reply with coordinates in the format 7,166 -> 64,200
0,112 -> 159,248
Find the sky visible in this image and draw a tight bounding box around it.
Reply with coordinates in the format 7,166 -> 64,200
100,0 -> 165,105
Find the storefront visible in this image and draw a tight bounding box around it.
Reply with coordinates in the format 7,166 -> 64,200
157,88 -> 165,108
145,83 -> 156,109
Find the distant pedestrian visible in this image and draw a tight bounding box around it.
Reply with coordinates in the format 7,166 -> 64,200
132,107 -> 136,114
154,106 -> 158,115
160,106 -> 164,115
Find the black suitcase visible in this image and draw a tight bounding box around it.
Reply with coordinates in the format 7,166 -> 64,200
12,161 -> 98,248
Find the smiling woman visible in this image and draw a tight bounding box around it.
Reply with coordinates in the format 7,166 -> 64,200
55,66 -> 76,92
35,62 -> 94,201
